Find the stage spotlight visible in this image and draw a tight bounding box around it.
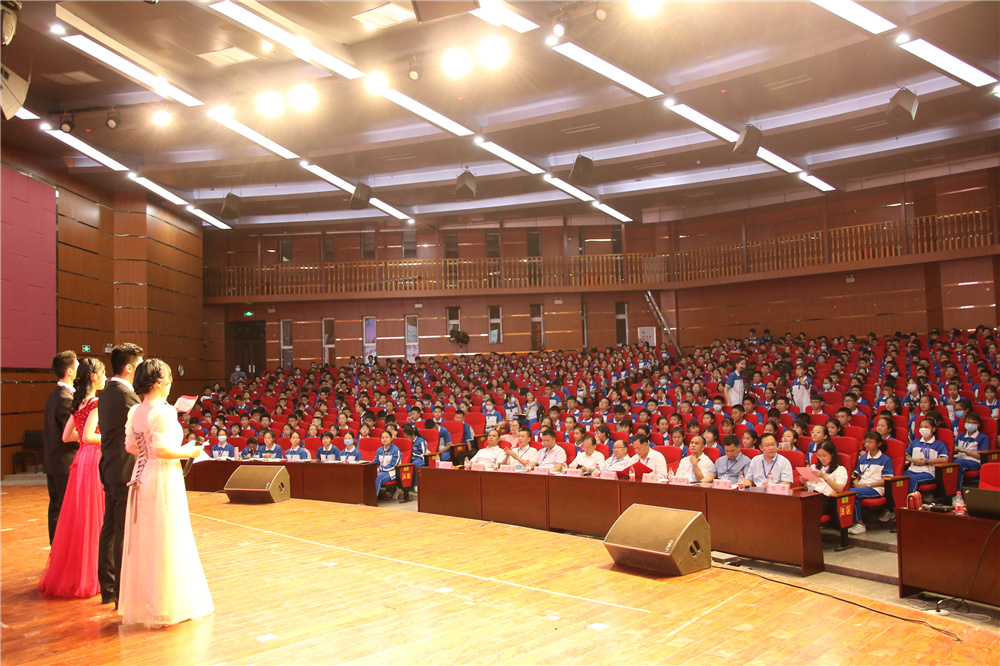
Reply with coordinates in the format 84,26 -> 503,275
1,0 -> 21,47
408,56 -> 422,81
477,35 -> 509,69
151,109 -> 172,126
257,90 -> 284,117
59,114 -> 74,133
442,46 -> 472,78
365,71 -> 389,94
289,83 -> 318,111
553,11 -> 573,37
629,0 -> 663,18
106,109 -> 121,129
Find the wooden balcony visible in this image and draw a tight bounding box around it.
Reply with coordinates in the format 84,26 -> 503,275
205,209 -> 998,302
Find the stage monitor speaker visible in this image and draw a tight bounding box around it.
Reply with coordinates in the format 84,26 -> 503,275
603,504 -> 711,576
569,155 -> 593,185
349,182 -> 372,209
886,88 -> 918,123
733,125 -> 762,157
224,465 -> 290,504
219,193 -> 241,220
455,170 -> 477,200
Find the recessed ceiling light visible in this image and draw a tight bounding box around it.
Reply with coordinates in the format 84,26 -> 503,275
289,83 -> 318,111
152,109 -> 173,126
256,90 -> 284,116
442,47 -> 472,78
365,72 -> 389,94
477,35 -> 509,70
49,24 -> 66,35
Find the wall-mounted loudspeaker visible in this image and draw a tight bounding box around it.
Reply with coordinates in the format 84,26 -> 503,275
603,504 -> 711,576
733,125 -> 762,157
448,328 -> 470,344
350,182 -> 372,209
455,170 -> 477,200
219,193 -> 241,220
569,155 -> 593,185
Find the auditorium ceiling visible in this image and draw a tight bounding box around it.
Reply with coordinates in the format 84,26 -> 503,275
1,1 -> 997,231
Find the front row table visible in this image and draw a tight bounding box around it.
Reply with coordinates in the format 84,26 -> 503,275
185,459 -> 378,507
418,468 -> 825,576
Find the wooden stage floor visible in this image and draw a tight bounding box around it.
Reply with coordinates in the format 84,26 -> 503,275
2,486 -> 997,665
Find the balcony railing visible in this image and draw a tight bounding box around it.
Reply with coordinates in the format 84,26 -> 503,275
205,209 -> 996,299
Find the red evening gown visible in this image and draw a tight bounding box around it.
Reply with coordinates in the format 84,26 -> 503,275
38,397 -> 105,598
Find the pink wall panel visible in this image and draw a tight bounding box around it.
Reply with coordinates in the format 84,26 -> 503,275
2,167 -> 57,368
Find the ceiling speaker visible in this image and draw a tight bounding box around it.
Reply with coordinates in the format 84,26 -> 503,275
219,193 -> 241,220
455,170 -> 476,200
0,63 -> 28,120
350,182 -> 372,209
733,125 -> 762,157
887,88 -> 918,123
569,155 -> 593,185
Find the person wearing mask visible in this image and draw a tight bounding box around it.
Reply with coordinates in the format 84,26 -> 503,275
704,438 -> 752,484
745,434 -> 793,487
213,432 -> 236,459
847,432 -> 894,534
675,434 -> 713,483
340,433 -> 362,462
904,418 -> 949,493
954,412 -> 990,495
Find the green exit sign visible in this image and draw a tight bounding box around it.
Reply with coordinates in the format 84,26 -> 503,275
81,345 -> 91,353
243,310 -> 254,317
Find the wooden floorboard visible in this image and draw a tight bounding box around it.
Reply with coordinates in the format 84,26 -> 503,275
2,486 -> 996,665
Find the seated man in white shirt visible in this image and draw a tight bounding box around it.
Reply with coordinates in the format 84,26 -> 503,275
632,434 -> 668,480
675,434 -> 713,482
469,429 -> 507,467
745,433 -> 793,487
601,440 -> 635,473
502,428 -> 538,469
529,428 -> 566,472
569,434 -> 605,475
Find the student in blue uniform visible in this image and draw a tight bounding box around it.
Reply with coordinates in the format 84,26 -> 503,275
847,432 -> 894,534
340,433 -> 362,462
316,432 -> 341,462
904,418 -> 948,493
213,432 -> 236,459
403,424 -> 428,470
375,429 -> 402,498
954,412 -> 990,493
284,431 -> 309,460
259,429 -> 283,460
241,436 -> 261,459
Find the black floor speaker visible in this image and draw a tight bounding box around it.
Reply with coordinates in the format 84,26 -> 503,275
224,465 -> 291,504
604,504 -> 711,576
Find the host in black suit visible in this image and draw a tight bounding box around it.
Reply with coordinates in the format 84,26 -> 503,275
97,343 -> 144,606
43,351 -> 79,544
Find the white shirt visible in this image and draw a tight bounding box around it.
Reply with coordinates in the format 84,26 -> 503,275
109,376 -> 134,391
57,381 -> 75,393
570,450 -> 605,471
746,453 -> 794,485
601,454 -> 635,473
676,454 -> 713,481
534,445 -> 567,469
470,445 -> 506,466
504,444 -> 537,466
807,465 -> 849,496
635,449 -> 670,480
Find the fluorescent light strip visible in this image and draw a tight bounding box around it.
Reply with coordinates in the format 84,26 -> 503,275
381,89 -> 474,137
208,109 -> 299,159
129,175 -> 189,206
470,0 -> 539,33
61,35 -> 202,107
552,42 -> 663,99
13,107 -> 39,120
209,1 -> 363,80
476,141 -> 545,175
799,173 -> 836,192
544,175 -> 594,202
45,131 -> 129,171
756,147 -> 802,173
593,202 -> 632,222
188,207 -> 232,230
810,0 -> 896,35
898,39 -> 998,88
666,103 -> 740,142
370,197 -> 410,220
301,163 -> 356,194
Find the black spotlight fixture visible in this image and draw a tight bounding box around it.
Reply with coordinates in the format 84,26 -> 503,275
59,114 -> 74,133
106,109 -> 121,129
553,11 -> 573,38
408,56 -> 422,81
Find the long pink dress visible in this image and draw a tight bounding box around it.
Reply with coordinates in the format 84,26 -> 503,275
38,397 -> 105,598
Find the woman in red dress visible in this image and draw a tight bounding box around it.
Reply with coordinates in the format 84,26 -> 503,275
38,358 -> 107,598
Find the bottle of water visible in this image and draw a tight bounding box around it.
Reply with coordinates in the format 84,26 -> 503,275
954,492 -> 967,516
737,472 -> 745,490
629,467 -> 636,482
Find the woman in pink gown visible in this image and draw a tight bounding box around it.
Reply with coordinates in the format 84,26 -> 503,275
119,359 -> 213,627
38,358 -> 107,598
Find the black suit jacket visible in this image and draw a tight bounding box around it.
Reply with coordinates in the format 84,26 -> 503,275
98,379 -> 139,485
43,385 -> 76,476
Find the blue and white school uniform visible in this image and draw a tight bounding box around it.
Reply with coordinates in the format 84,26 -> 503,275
340,444 -> 362,462
954,429 -> 990,491
212,442 -> 236,459
285,445 -> 309,461
411,436 -> 428,468
851,451 -> 894,519
317,444 -> 341,462
726,371 -> 744,407
375,444 -> 402,495
904,437 -> 948,492
979,399 -> 999,419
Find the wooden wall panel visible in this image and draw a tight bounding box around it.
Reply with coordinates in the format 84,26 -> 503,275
939,256 -> 997,332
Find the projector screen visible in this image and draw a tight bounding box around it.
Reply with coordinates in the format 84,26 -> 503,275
1,165 -> 57,369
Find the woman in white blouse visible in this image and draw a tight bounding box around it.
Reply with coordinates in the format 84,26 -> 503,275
806,441 -> 849,524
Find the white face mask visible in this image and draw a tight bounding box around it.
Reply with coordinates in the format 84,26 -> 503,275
907,383 -> 918,393
344,439 -> 355,448
965,423 -> 978,433
919,427 -> 933,439
218,434 -> 227,443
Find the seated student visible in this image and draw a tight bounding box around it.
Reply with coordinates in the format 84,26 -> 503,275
503,428 -> 539,469
702,425 -> 722,454
745,434 -> 793,487
316,432 -> 341,462
684,418 -> 702,436
730,405 -> 755,429
804,441 -> 849,523
531,429 -> 567,472
340,433 -> 362,462
424,418 -> 453,461
374,430 -> 402,498
806,393 -> 826,416
761,419 -> 781,439
955,412 -> 990,494
675,434 -> 713,483
741,397 -> 762,425
741,429 -> 760,451
481,399 -> 503,428
403,424 -> 428,470
704,436 -> 752,484
632,434 -> 668,480
847,432 -> 894,534
285,431 -> 309,460
774,396 -> 793,417
569,435 -> 605,475
240,436 -> 261,459
452,410 -> 476,448
904,418 -> 949,493
804,424 -> 830,462
469,429 -> 507,467
213,432 -> 236,459
259,429 -> 283,460
981,384 -> 999,418
780,428 -> 799,452
600,440 -> 635,473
